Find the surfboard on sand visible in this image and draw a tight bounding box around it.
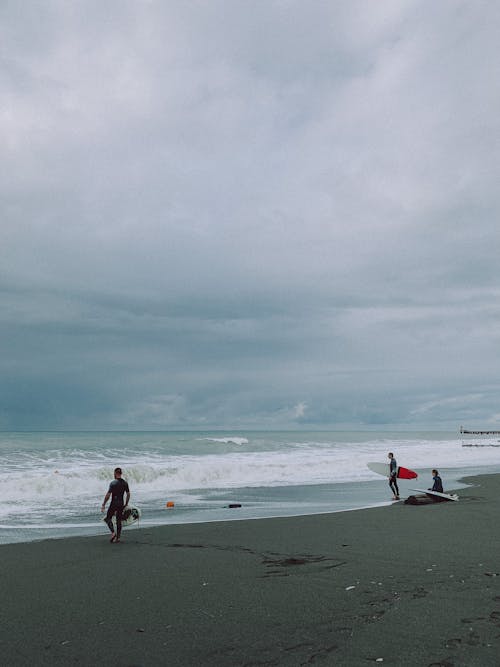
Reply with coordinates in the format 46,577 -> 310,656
103,505 -> 142,527
410,489 -> 459,502
367,462 -> 418,480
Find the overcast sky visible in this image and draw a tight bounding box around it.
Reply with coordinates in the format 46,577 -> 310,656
1,0 -> 500,431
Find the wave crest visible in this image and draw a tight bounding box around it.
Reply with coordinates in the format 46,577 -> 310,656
200,437 -> 249,446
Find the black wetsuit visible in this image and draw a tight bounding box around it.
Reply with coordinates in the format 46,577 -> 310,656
389,458 -> 399,498
431,475 -> 443,493
105,478 -> 130,538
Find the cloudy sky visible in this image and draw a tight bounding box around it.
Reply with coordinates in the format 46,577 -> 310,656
1,0 -> 500,431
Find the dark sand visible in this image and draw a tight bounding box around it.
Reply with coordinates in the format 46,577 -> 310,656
1,475 -> 500,667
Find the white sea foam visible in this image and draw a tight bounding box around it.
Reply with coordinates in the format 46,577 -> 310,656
2,438 -> 499,505
200,437 -> 249,446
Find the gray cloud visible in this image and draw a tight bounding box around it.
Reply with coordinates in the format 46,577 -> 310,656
2,1 -> 500,429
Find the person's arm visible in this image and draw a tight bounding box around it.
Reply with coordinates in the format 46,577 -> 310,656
124,482 -> 130,508
101,491 -> 111,512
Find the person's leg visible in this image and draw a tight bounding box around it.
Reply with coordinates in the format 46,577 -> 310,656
105,506 -> 117,541
105,506 -> 115,533
115,506 -> 123,540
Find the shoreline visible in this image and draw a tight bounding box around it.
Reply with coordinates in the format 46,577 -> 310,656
2,473 -> 500,666
0,498 -> 394,547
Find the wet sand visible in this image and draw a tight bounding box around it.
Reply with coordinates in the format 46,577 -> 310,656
1,474 -> 499,666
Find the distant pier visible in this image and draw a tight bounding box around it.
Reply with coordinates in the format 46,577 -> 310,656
460,426 -> 500,435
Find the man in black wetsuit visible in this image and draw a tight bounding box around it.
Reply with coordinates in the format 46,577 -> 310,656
388,452 -> 400,500
101,467 -> 130,543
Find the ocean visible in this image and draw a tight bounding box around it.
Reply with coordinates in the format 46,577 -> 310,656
1,429 -> 499,544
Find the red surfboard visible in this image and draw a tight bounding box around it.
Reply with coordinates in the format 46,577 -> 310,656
397,466 -> 418,480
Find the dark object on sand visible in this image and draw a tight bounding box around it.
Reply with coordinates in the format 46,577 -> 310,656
405,491 -> 458,505
405,494 -> 443,505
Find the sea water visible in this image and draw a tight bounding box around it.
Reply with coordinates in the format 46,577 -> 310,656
1,430 -> 499,544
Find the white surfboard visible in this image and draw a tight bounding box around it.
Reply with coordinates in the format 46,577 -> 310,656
103,505 -> 142,527
410,489 -> 459,502
121,505 -> 141,525
367,462 -> 390,476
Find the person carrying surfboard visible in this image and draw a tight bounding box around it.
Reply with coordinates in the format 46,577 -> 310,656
388,452 -> 400,500
101,467 -> 130,543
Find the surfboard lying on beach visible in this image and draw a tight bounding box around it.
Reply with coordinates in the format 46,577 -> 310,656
367,462 -> 418,479
410,489 -> 458,502
103,505 -> 142,527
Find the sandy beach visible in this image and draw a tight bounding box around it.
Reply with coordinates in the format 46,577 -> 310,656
1,474 -> 499,667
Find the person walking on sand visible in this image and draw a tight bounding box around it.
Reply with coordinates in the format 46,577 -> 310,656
430,469 -> 443,493
388,452 -> 400,500
101,467 -> 130,543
